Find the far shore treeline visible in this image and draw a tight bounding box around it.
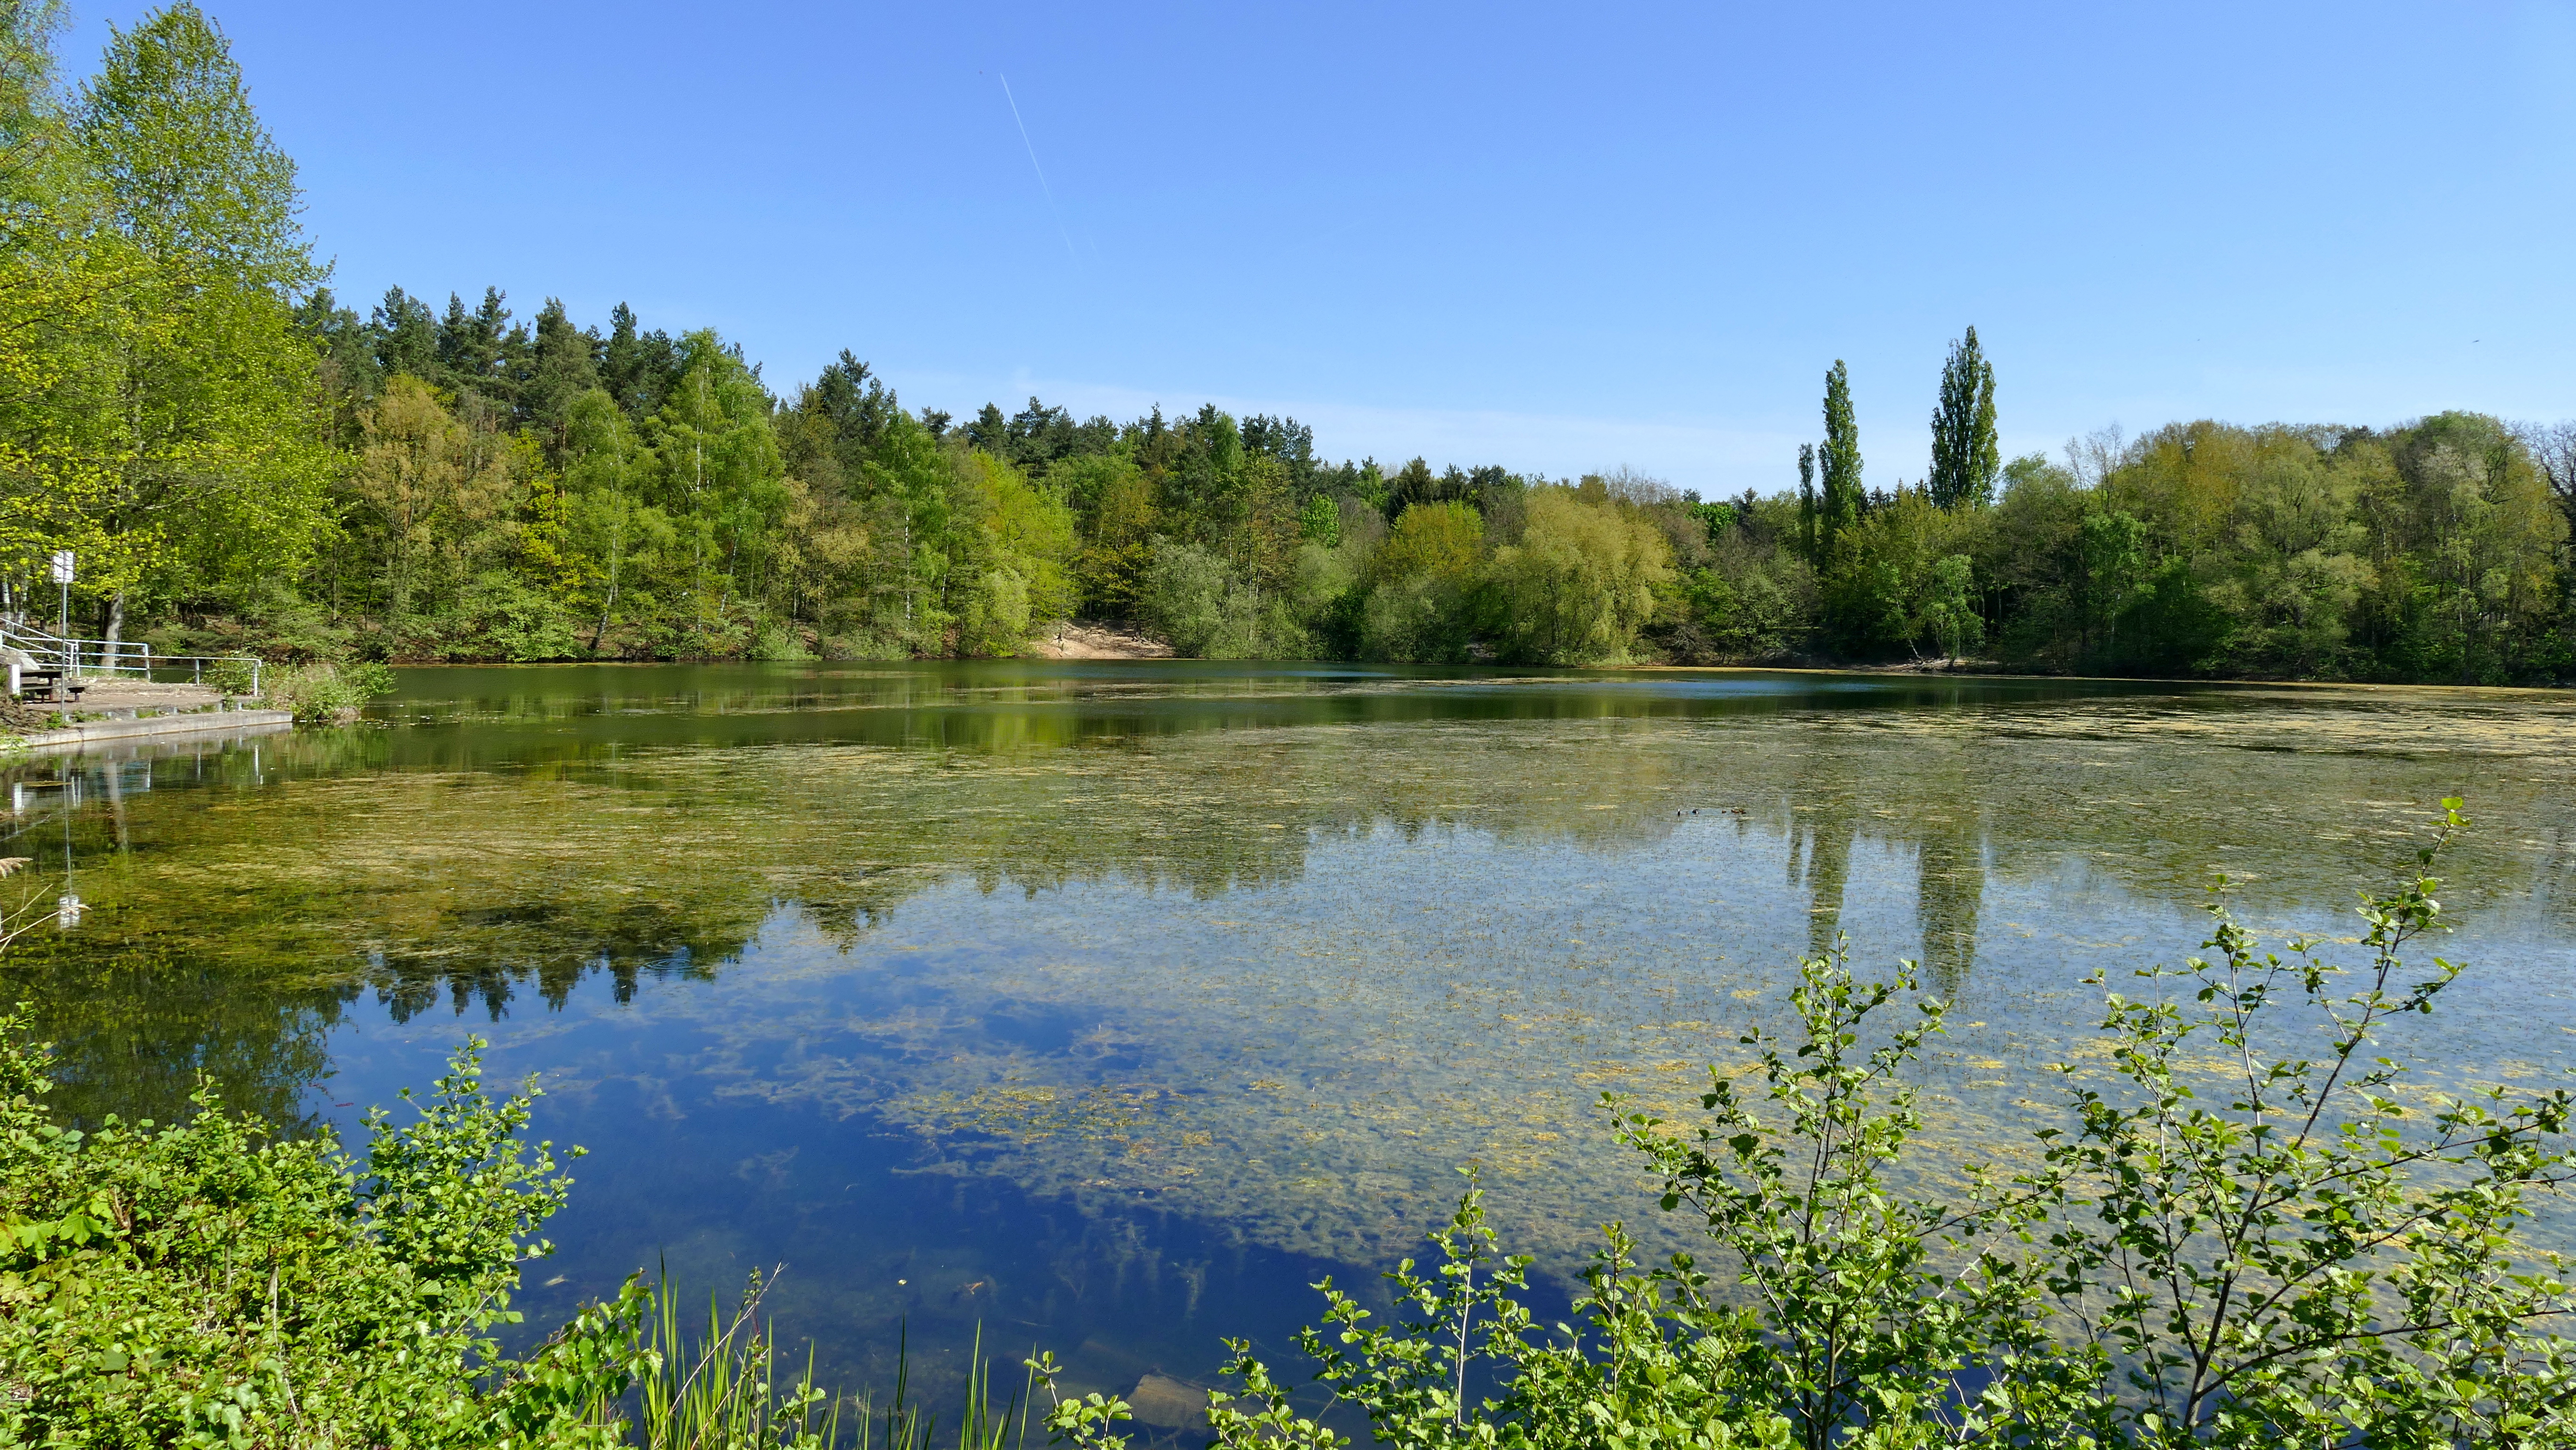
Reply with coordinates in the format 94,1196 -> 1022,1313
8,6 -> 2576,683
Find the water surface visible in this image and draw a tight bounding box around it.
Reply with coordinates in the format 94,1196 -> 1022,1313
9,662 -> 2573,1419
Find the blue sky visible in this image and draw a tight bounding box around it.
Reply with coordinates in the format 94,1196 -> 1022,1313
65,1 -> 2576,494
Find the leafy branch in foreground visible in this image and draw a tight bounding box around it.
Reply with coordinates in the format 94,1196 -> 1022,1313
1610,946 -> 2090,1450
2033,795 -> 2576,1446
1039,799 -> 2576,1449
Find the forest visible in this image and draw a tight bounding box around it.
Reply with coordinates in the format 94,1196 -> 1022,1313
5,4 -> 2575,683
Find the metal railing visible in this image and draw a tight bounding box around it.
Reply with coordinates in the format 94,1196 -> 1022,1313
0,620 -> 261,695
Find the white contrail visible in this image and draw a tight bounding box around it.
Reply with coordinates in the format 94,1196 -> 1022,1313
998,72 -> 1079,263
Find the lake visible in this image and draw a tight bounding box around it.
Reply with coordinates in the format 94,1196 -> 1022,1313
8,661 -> 2574,1423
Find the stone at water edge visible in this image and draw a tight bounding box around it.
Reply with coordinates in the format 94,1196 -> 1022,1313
1125,1372 -> 1216,1429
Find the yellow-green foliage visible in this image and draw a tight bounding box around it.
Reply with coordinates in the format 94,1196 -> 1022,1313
0,4 -> 331,626
1060,454 -> 1159,619
1366,500 -> 1483,589
346,377 -> 525,623
951,451 -> 1079,657
262,658 -> 396,723
1484,487 -> 1674,664
1355,502 -> 1484,662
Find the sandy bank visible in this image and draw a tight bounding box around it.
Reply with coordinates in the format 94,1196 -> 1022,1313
1024,623 -> 1175,660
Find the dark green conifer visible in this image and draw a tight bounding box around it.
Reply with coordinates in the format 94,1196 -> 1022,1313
809,350 -> 898,473
1387,456 -> 1437,519
601,301 -> 680,422
965,402 -> 1011,454
523,297 -> 601,439
369,285 -> 439,384
435,287 -> 520,410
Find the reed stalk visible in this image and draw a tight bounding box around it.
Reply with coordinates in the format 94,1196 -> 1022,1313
631,1266 -> 1038,1450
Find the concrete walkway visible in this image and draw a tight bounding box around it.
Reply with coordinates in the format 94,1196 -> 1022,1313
14,707 -> 294,753
6,678 -> 294,753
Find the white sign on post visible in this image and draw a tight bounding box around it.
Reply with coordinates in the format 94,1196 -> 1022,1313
48,550 -> 72,584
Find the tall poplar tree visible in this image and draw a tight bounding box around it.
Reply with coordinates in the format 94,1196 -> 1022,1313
1928,326 -> 1999,509
1796,442 -> 1818,562
1818,360 -> 1862,555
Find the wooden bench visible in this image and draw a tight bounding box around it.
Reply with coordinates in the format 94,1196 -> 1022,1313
5,662 -> 85,703
26,671 -> 84,704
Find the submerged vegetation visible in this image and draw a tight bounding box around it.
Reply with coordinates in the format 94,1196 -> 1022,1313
1041,802 -> 2576,1447
8,796 -> 2567,1446
1,8 -> 2571,680
14,671 -> 2572,1271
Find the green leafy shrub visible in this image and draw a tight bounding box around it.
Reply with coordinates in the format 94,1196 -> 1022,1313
1039,801 -> 2576,1448
0,1026 -> 649,1447
0,1012 -> 1038,1449
456,570 -> 588,662
1139,541 -> 1261,658
201,658 -> 259,697
747,620 -> 815,662
264,660 -> 397,724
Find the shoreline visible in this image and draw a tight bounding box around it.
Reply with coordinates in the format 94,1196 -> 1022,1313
365,650 -> 2573,696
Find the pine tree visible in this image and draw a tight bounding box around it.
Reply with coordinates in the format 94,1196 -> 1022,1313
1819,360 -> 1862,555
435,286 -> 527,412
807,350 -> 898,475
370,286 -> 440,382
294,287 -> 378,444
1928,326 -> 2000,509
601,302 -> 679,423
964,402 -> 1011,456
1388,457 -> 1437,519
523,297 -> 601,440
